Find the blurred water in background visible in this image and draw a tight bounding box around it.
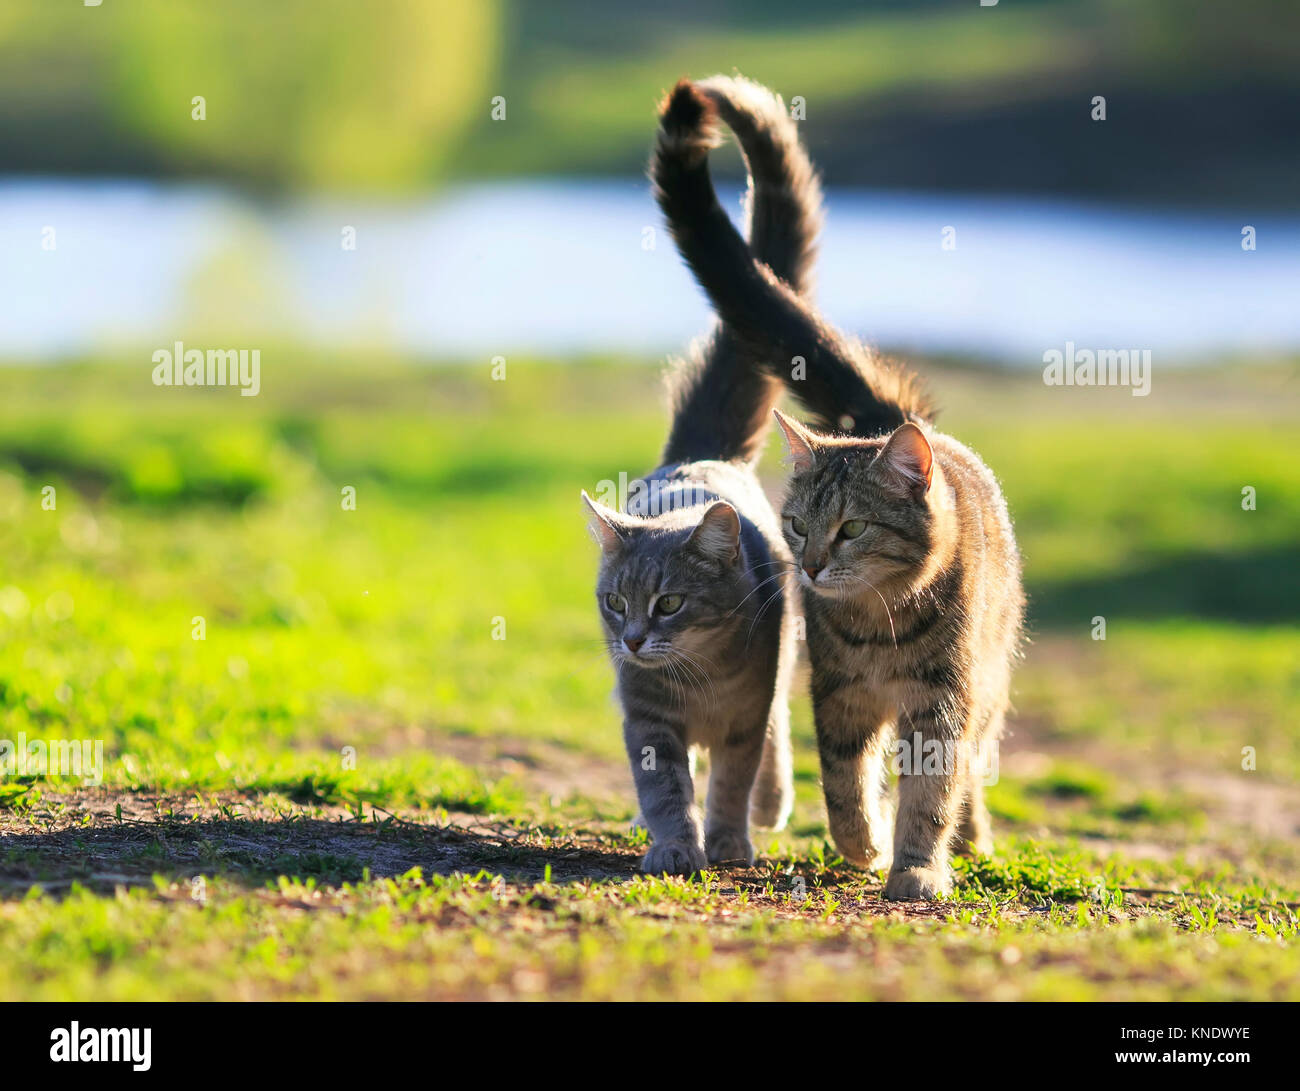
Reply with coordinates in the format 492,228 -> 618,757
3,178 -> 1297,365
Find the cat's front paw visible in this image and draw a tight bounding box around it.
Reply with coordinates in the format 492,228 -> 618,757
883,864 -> 952,901
705,829 -> 754,866
643,838 -> 706,876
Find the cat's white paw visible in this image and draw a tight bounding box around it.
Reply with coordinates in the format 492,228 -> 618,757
643,838 -> 706,876
883,865 -> 951,901
705,829 -> 754,866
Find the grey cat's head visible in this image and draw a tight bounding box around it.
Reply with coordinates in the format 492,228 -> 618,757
580,490 -> 747,670
773,410 -> 946,599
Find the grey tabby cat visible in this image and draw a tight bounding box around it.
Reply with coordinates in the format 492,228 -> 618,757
655,78 -> 1025,899
582,76 -> 822,874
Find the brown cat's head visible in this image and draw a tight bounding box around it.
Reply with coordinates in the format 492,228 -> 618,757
773,410 -> 948,599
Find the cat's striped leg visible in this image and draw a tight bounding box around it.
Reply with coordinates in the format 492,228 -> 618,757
703,723 -> 765,865
624,713 -> 705,875
631,747 -> 696,832
885,697 -> 967,899
815,707 -> 894,871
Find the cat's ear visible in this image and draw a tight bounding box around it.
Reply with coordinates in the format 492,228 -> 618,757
687,501 -> 741,565
773,409 -> 817,474
581,490 -> 629,554
875,422 -> 934,499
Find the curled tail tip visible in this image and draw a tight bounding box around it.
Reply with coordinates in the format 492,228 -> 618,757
659,77 -> 709,126
690,73 -> 823,219
695,73 -> 788,123
656,78 -> 722,162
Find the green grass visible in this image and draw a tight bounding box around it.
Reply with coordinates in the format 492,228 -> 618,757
0,354 -> 1297,1000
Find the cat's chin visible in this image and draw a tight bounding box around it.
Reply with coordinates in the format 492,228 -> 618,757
803,580 -> 854,599
617,653 -> 671,671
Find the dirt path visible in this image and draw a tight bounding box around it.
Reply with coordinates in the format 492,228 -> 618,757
4,714 -> 1296,907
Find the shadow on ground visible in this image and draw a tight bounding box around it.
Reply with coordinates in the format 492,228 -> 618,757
0,809 -> 642,899
1028,543 -> 1300,627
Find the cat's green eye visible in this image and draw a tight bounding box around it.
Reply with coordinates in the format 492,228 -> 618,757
655,594 -> 684,615
840,519 -> 868,540
604,592 -> 627,613
787,515 -> 808,537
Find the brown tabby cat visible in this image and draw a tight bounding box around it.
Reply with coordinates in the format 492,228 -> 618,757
654,78 -> 1025,899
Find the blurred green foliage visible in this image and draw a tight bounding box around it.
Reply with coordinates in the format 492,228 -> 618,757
0,0 -> 500,189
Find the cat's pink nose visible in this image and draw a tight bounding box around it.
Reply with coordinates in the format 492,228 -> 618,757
803,564 -> 822,581
624,637 -> 645,653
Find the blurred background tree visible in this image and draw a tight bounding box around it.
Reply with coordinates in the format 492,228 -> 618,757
0,0 -> 501,190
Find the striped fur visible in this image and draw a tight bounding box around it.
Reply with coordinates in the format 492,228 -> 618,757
656,77 -> 1025,899
581,76 -> 822,874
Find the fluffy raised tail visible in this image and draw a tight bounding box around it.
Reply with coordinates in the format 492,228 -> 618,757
652,79 -> 933,438
655,76 -> 823,465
